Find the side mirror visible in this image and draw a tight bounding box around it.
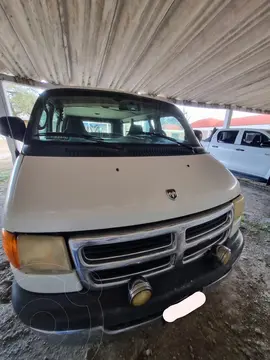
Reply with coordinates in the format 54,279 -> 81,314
0,116 -> 26,142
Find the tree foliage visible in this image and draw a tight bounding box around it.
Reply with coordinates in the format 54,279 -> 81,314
5,83 -> 40,119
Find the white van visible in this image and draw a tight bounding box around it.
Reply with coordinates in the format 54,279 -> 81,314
202,128 -> 270,184
1,88 -> 244,338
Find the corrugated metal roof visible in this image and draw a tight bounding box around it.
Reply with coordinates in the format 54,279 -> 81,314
0,0 -> 269,112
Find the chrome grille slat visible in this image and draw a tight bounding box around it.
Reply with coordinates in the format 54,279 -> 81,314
82,234 -> 175,264
183,230 -> 229,263
79,245 -> 177,271
69,203 -> 234,289
186,214 -> 229,242
91,257 -> 173,284
185,215 -> 233,249
83,244 -> 172,263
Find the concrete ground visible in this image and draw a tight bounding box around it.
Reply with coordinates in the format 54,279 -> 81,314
0,144 -> 269,360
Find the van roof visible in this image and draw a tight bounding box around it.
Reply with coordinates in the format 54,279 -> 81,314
40,87 -> 175,106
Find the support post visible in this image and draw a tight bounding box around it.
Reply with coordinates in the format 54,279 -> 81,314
0,80 -> 17,163
223,109 -> 233,128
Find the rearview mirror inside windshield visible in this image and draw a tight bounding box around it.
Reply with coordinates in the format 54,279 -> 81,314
119,100 -> 141,112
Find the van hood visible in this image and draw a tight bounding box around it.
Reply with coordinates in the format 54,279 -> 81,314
4,154 -> 240,233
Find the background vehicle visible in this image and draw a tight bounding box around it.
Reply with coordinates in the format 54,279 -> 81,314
202,128 -> 270,184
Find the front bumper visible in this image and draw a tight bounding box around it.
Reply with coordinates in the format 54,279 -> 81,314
12,230 -> 244,340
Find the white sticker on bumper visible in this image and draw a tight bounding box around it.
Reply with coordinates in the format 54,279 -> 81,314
163,291 -> 206,323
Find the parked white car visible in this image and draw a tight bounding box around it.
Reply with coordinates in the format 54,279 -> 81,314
202,128 -> 270,184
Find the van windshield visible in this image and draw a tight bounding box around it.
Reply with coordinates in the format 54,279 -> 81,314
26,89 -> 200,156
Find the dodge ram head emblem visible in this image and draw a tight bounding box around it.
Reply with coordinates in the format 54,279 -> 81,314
166,189 -> 177,200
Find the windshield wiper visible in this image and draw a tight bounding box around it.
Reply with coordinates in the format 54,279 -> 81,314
134,132 -> 195,153
33,132 -> 123,150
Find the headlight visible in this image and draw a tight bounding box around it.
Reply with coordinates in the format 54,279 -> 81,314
231,195 -> 244,236
233,195 -> 245,220
2,231 -> 72,274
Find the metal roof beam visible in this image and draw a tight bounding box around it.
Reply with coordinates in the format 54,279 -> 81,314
0,73 -> 57,89
1,73 -> 270,115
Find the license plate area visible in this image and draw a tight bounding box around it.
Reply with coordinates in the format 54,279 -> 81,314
163,292 -> 206,322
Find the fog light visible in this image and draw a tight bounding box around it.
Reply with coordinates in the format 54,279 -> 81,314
128,276 -> 152,306
215,245 -> 231,265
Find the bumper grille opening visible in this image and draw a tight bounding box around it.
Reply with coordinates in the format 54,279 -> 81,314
186,213 -> 228,242
91,256 -> 172,284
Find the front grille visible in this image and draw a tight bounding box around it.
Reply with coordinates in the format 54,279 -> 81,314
186,213 -> 228,242
183,230 -> 230,262
69,203 -> 233,289
91,256 -> 173,284
75,231 -> 177,287
183,210 -> 233,263
82,233 -> 174,264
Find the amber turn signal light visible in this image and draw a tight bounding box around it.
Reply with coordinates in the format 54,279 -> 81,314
2,230 -> 20,268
